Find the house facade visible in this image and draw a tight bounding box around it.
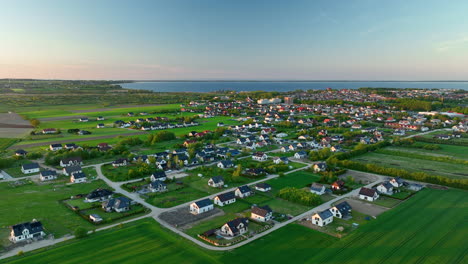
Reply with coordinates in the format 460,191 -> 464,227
21,163 -> 40,174
190,199 -> 214,215
10,221 -> 45,243
213,192 -> 236,206
220,218 -> 249,237
359,187 -> 380,201
311,209 -> 333,227
251,205 -> 273,222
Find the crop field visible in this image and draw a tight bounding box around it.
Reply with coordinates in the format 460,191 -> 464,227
352,152 -> 468,179
385,144 -> 468,160
0,113 -> 33,138
0,138 -> 18,151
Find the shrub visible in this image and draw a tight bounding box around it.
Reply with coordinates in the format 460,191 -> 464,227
74,227 -> 88,238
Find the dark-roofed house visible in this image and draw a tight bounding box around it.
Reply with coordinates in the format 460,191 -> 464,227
331,180 -> 345,191
251,205 -> 273,222
21,163 -> 40,174
208,176 -> 224,188
70,172 -> 86,183
330,201 -> 352,219
112,158 -> 128,167
294,150 -> 308,159
49,143 -> 62,151
220,218 -> 249,237
9,220 -> 45,243
102,197 -> 131,213
255,183 -> 272,192
60,157 -> 83,167
63,165 -> 82,176
212,191 -> 235,206
313,162 -> 327,172
389,177 -> 404,188
15,149 -> 28,157
359,187 -> 379,201
377,181 -> 394,195
252,152 -> 268,161
85,188 -> 113,202
150,171 -> 167,182
272,156 -> 289,164
190,199 -> 214,215
312,209 -> 334,227
39,170 -> 57,181
310,183 -> 326,195
148,180 -> 167,193
235,185 -> 252,198
217,160 -> 234,169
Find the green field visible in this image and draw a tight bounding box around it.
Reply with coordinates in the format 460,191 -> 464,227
0,138 -> 18,151
352,152 -> 468,179
4,188 -> 467,264
265,170 -> 321,194
385,144 -> 468,160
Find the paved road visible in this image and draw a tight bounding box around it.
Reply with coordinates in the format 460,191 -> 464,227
404,128 -> 451,139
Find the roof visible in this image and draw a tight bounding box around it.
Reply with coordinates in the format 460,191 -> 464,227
22,163 -> 39,170
237,185 -> 251,194
225,218 -> 249,234
150,180 -> 166,188
64,165 -> 82,174
105,197 -> 131,209
15,149 -> 27,154
11,221 -> 44,236
219,160 -> 233,167
50,143 -> 62,148
317,209 -> 333,220
310,183 -> 325,192
151,171 -> 167,178
359,187 -> 377,197
72,172 -> 86,179
194,198 -> 213,208
61,157 -> 82,163
335,201 -> 352,214
86,188 -> 113,199
314,162 -> 327,169
380,181 -> 393,190
251,205 -> 272,217
40,170 -> 57,177
216,191 -> 236,202
255,182 -> 271,189
210,176 -> 224,184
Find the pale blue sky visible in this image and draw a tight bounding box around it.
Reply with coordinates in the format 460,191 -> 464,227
1,0 -> 467,80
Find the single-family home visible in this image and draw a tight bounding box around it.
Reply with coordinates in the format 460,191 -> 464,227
150,171 -> 167,182
85,188 -> 113,202
89,214 -> 103,223
102,197 -> 131,213
208,176 -> 224,188
213,191 -> 236,206
96,123 -> 105,128
251,205 -> 273,222
63,165 -> 82,176
49,143 -> 63,151
377,182 -> 394,195
408,183 -> 424,191
39,170 -> 57,181
294,151 -> 308,159
311,209 -> 334,227
148,180 -> 167,192
310,183 -> 326,195
252,152 -> 268,161
331,180 -> 345,191
220,218 -> 249,237
97,116 -> 105,121
190,199 -> 214,215
217,160 -> 234,169
42,128 -> 57,134
359,187 -> 379,201
235,185 -> 252,198
255,182 -> 271,192
9,220 -> 45,243
272,156 -> 289,164
21,163 -> 40,174
60,157 -> 83,167
330,201 -> 352,219
14,149 -> 28,157
389,177 -> 404,188
70,172 -> 86,183
313,162 -> 327,172
112,158 -> 128,167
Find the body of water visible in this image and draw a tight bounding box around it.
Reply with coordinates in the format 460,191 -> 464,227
120,81 -> 468,92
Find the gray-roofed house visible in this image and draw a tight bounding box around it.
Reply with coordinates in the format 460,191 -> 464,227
39,170 -> 57,181
148,180 -> 167,193
330,201 -> 352,219
220,218 -> 249,237
251,205 -> 273,222
313,162 -> 327,172
213,191 -> 236,206
217,160 -> 234,169
208,176 -> 224,188
312,209 -> 334,227
235,185 -> 252,198
60,157 -> 83,167
102,197 -> 131,213
255,183 -> 272,192
389,177 -> 404,188
190,198 -> 214,215
310,183 -> 326,195
63,165 -> 82,176
85,188 -> 113,202
21,163 -> 40,174
377,181 -> 394,195
70,172 -> 86,183
294,150 -> 308,159
9,220 -> 45,243
150,171 -> 167,182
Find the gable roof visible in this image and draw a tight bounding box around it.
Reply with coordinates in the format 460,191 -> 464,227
237,185 -> 251,194
194,198 -> 212,208
86,188 -> 113,199
72,172 -> 86,179
225,218 -> 249,234
151,171 -> 167,178
216,191 -> 236,202
251,205 -> 272,217
22,163 -> 39,170
255,182 -> 271,189
310,183 -> 325,192
317,209 -> 333,219
64,165 -> 82,174
11,221 -> 44,236
335,201 -> 352,214
359,187 -> 377,197
40,170 -> 57,177
210,176 -> 224,184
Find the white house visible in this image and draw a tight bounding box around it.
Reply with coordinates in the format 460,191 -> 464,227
102,197 -> 131,213
89,214 -> 103,223
313,162 -> 327,172
272,156 -> 289,164
235,185 -> 252,198
60,157 -> 83,167
255,183 -> 272,192
377,182 -> 394,195
63,165 -> 82,176
294,151 -> 308,159
252,152 -> 268,161
49,144 -> 63,151
70,172 -> 86,183
311,209 -> 334,227
10,220 -> 46,243
330,201 -> 352,219
85,188 -> 113,202
251,205 -> 272,222
220,218 -> 249,237
359,187 -> 380,201
217,160 -> 234,169
150,171 -> 167,182
213,192 -> 236,206
39,170 -> 57,181
21,163 -> 40,174
148,180 -> 167,192
310,183 -> 326,195
112,158 -> 128,167
190,199 -> 214,215
208,176 -> 224,188
389,177 -> 404,188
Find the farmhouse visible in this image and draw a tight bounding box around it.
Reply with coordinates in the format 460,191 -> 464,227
15,149 -> 28,157
217,160 -> 234,169
220,218 -> 249,237
70,172 -> 86,183
208,176 -> 224,188
252,152 -> 268,161
21,163 -> 40,174
39,170 -> 57,181
150,171 -> 167,182
103,197 -> 131,213
213,191 -> 236,206
190,199 -> 214,215
330,201 -> 352,219
148,180 -> 167,192
255,182 -> 272,192
311,209 -> 334,227
112,158 -> 128,167
331,180 -> 345,191
60,157 -> 83,167
310,183 -> 326,195
377,182 -> 394,195
235,185 -> 252,198
9,220 -> 45,243
49,143 -> 63,151
251,205 -> 273,222
359,187 -> 380,201
63,165 -> 82,176
85,188 -> 113,202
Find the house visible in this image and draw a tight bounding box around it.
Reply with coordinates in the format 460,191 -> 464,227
213,191 -> 236,206
377,182 -> 394,195
79,117 -> 89,122
39,170 -> 57,181
331,145 -> 343,152
310,183 -> 326,195
311,209 -> 334,227
255,183 -> 271,192
330,201 -> 352,219
112,158 -> 128,167
42,128 -> 57,134
49,143 -> 63,151
70,172 -> 86,183
359,187 -> 379,201
150,171 -> 167,182
217,160 -> 234,169
96,123 -> 105,128
89,214 -> 103,223
97,116 -> 105,121
272,156 -> 289,164
331,180 -> 345,191
313,162 -> 327,172
148,180 -> 167,192
408,183 -> 424,191
252,152 -> 268,161
15,149 -> 28,157
102,197 -> 131,213
60,157 -> 83,167
77,130 -> 91,135
85,188 -> 113,202
389,177 -> 404,188
220,218 -> 249,237
251,205 -> 273,222
245,168 -> 266,177
235,185 -> 252,198
208,176 -> 224,188
64,143 -> 80,150
63,165 -> 82,176
294,151 -> 308,159
21,163 -> 40,174
190,199 -> 214,215
9,220 -> 45,243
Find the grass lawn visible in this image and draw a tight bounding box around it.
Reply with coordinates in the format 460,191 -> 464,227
145,186 -> 209,208
266,170 -> 320,194
385,144 -> 468,160
81,204 -> 146,222
371,196 -> 401,208
0,138 -> 18,151
185,213 -> 243,237
259,197 -> 312,216
352,152 -> 468,179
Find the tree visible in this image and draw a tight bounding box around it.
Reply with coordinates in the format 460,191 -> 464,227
74,227 -> 88,238
30,119 -> 40,127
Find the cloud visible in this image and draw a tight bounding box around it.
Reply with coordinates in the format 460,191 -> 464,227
436,35 -> 468,52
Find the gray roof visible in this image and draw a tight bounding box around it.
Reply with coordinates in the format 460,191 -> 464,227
22,163 -> 39,170
310,183 -> 325,192
335,201 -> 352,215
210,176 -> 224,184
216,191 -> 236,202
237,185 -> 251,194
317,209 -> 333,219
194,198 -> 213,208
40,170 -> 57,177
11,221 -> 43,236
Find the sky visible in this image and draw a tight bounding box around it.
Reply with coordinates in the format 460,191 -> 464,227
0,0 -> 467,80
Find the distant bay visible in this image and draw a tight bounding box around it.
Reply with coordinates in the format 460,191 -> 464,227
120,81 -> 468,92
